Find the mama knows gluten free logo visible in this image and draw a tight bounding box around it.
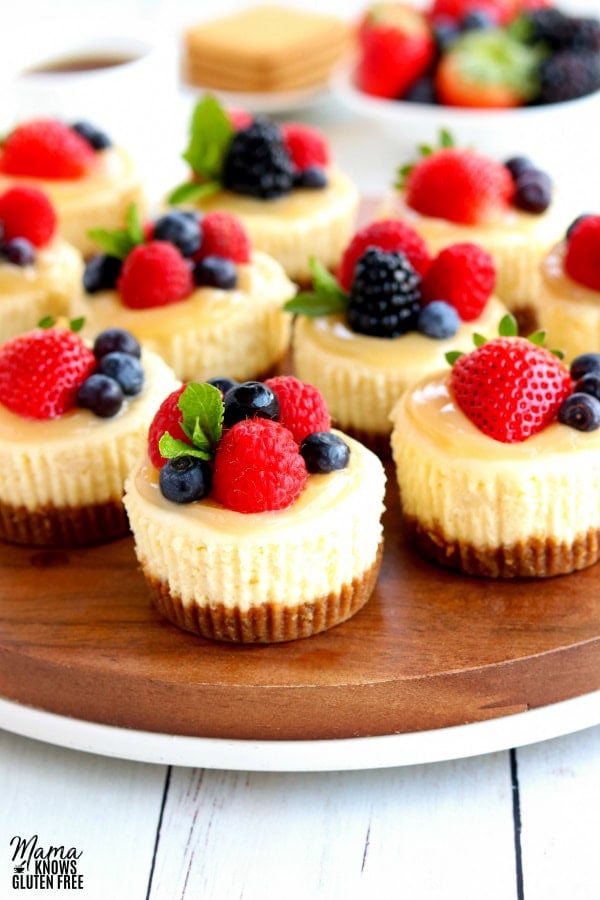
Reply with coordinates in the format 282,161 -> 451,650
10,834 -> 83,891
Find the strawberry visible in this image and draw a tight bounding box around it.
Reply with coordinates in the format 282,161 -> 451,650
430,0 -> 518,25
280,124 -> 330,172
405,147 -> 513,225
0,186 -> 57,247
422,243 -> 496,320
148,385 -> 189,469
212,418 -> 307,513
264,376 -> 330,443
193,212 -> 251,264
0,326 -> 96,420
565,215 -> 600,291
356,3 -> 435,99
337,219 -> 432,291
435,30 -> 542,108
449,336 -> 572,442
0,119 -> 97,179
117,241 -> 194,309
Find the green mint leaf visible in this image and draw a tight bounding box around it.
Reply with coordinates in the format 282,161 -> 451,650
472,333 -> 487,347
498,313 -> 518,337
178,382 -> 223,455
418,143 -> 433,157
158,433 -> 212,462
527,330 -> 546,346
37,315 -> 55,328
284,291 -> 345,316
445,350 -> 464,366
87,203 -> 145,258
126,203 -> 145,245
182,94 -> 233,182
284,258 -> 348,317
168,180 -> 221,206
69,317 -> 85,333
439,128 -> 454,148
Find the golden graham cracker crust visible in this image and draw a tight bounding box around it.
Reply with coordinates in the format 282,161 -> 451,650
405,517 -> 600,579
146,542 -> 383,643
0,499 -> 129,547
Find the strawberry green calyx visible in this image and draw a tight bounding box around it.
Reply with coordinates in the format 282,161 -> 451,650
167,95 -> 234,205
37,315 -> 85,333
395,129 -> 454,190
159,382 -> 223,462
445,313 -> 564,367
87,203 -> 145,259
284,258 -> 348,317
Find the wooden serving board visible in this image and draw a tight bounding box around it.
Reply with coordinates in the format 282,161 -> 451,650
1,465 -> 599,742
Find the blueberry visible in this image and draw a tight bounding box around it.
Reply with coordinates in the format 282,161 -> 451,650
558,392 -> 600,432
1,237 -> 35,266
294,166 -> 328,189
153,211 -> 202,257
513,169 -> 552,213
83,254 -> 122,293
577,373 -> 600,400
504,156 -> 535,180
194,255 -> 238,290
71,120 -> 112,150
566,214 -> 592,241
207,376 -> 239,396
462,9 -> 495,30
159,456 -> 212,504
93,328 -> 141,360
431,16 -> 460,50
300,432 -> 350,473
402,76 -> 437,104
77,373 -> 124,417
98,351 -> 144,396
416,301 -> 460,339
570,352 -> 600,381
223,381 -> 279,428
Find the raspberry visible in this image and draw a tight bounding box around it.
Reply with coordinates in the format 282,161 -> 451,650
264,375 -> 330,443
337,219 -> 432,292
280,124 -> 330,172
0,327 -> 97,419
565,215 -> 600,291
117,241 -> 194,309
0,119 -> 97,179
421,243 -> 495,321
0,186 -> 57,247
194,212 -> 251,264
147,385 -> 189,469
212,418 -> 307,513
406,148 -> 513,225
227,108 -> 253,130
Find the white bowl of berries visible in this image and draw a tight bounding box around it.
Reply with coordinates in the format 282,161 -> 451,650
333,0 -> 600,181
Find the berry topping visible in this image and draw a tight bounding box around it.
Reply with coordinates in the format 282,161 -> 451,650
212,418 -> 307,513
566,214 -> 592,241
356,3 -> 435,99
448,323 -> 572,443
575,373 -> 600,401
77,373 -> 124,418
159,456 -> 213,504
153,211 -> 202,257
565,215 -> 600,291
117,241 -> 194,309
0,326 -> 96,420
222,118 -> 295,199
417,300 -> 460,339
71,120 -> 112,151
422,242 -> 495,321
93,328 -> 141,361
148,385 -> 189,469
512,169 -> 552,213
300,431 -> 350,473
0,186 -> 57,247
0,119 -> 97,179
1,238 -> 35,267
98,351 -> 144,396
193,211 -> 251,264
264,375 -> 331,443
404,144 -> 513,225
227,107 -> 253,130
557,393 -> 600,432
337,219 -> 432,291
223,381 -> 280,429
430,0 -> 517,26
280,123 -> 330,172
536,50 -> 600,103
504,155 -> 535,180
207,376 -> 238,396
294,166 -> 328,190
193,255 -> 238,290
347,247 -> 422,338
570,353 -> 600,382
83,254 -> 122,293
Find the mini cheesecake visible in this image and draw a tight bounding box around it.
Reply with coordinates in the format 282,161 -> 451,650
0,348 -> 178,546
124,431 -> 386,642
0,238 -> 82,342
390,371 -> 600,578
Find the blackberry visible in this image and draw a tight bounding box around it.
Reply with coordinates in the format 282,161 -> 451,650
222,118 -> 294,199
524,9 -> 570,49
536,51 -> 600,104
346,248 -> 422,338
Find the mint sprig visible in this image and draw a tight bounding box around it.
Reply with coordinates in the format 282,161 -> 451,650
284,258 -> 348,317
87,203 -> 145,259
159,382 -> 223,462
167,95 -> 234,205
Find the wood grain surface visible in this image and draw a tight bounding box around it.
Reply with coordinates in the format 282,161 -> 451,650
0,465 -> 598,741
